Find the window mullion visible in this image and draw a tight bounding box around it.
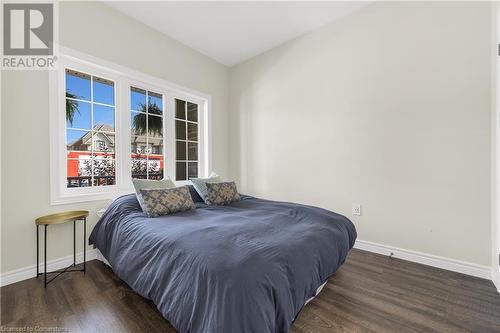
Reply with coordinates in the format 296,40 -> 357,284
185,102 -> 188,177
115,78 -> 124,189
90,74 -> 94,187
146,90 -> 149,179
165,94 -> 176,182
119,80 -> 129,189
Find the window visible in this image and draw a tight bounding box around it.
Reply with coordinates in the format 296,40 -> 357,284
130,87 -> 164,180
175,99 -> 199,180
50,52 -> 210,204
65,69 -> 116,188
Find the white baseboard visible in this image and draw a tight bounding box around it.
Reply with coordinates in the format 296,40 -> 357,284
354,239 -> 492,280
0,249 -> 98,287
493,269 -> 500,293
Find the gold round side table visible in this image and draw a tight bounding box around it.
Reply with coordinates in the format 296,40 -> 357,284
35,210 -> 89,288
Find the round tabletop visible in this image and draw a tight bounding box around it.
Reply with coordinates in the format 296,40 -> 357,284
35,210 -> 89,225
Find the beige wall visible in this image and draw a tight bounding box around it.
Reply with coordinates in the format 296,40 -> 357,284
1,2 -> 230,273
229,1 -> 493,266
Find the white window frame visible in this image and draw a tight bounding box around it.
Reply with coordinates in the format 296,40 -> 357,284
49,47 -> 211,204
172,96 -> 205,183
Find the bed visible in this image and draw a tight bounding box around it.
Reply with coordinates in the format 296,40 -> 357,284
89,192 -> 356,333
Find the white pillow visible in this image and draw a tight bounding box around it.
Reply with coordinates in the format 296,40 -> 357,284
133,178 -> 176,212
190,172 -> 220,203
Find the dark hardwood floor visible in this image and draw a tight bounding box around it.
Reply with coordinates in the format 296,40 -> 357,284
2,249 -> 499,332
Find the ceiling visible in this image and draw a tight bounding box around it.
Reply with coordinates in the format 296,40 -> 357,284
106,1 -> 369,67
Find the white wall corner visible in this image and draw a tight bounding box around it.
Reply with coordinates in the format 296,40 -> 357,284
494,0 -> 500,295
0,249 -> 98,287
354,240 -> 492,281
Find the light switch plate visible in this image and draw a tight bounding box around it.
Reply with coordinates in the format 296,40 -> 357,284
352,203 -> 362,216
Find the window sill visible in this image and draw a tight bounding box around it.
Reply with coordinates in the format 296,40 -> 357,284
50,188 -> 134,205
174,180 -> 193,187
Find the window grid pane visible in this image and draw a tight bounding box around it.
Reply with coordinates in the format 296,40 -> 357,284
175,99 -> 186,119
66,69 -> 116,188
188,162 -> 198,179
176,141 -> 187,160
187,102 -> 198,122
175,99 -> 198,180
188,142 -> 198,161
176,162 -> 187,181
131,87 -> 164,180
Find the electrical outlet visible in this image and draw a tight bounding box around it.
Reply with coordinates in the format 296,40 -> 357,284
352,203 -> 361,216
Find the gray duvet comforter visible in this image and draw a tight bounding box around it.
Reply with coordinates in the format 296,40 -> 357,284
89,194 -> 356,333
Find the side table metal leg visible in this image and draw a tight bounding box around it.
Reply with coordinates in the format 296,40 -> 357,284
44,225 -> 47,288
36,225 -> 39,278
83,217 -> 86,274
73,220 -> 76,267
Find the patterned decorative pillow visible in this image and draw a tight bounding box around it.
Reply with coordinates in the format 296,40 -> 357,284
205,182 -> 240,206
133,178 -> 176,213
139,186 -> 195,217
